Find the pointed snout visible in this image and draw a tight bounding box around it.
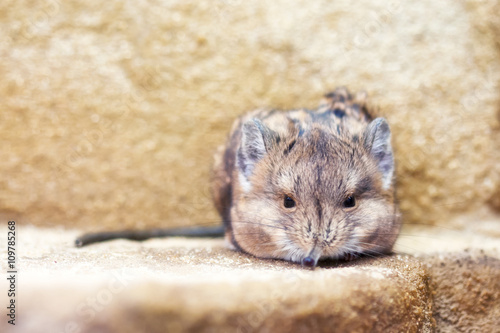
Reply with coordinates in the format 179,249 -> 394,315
301,256 -> 317,269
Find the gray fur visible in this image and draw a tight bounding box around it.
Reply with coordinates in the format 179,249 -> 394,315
364,118 -> 394,190
211,88 -> 401,267
237,119 -> 268,179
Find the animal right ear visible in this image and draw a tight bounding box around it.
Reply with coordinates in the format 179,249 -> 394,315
237,119 -> 269,179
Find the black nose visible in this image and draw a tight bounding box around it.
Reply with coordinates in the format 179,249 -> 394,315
302,256 -> 316,268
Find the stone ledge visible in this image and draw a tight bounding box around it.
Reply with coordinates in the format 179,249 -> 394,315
424,252 -> 500,332
1,225 -> 499,333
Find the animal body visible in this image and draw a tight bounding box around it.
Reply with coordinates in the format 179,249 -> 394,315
76,88 -> 400,268
211,87 -> 400,267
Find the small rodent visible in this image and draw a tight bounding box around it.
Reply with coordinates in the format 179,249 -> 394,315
76,88 -> 401,268
211,87 -> 400,268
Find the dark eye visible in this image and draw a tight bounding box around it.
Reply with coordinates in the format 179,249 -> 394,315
343,195 -> 356,208
284,196 -> 296,208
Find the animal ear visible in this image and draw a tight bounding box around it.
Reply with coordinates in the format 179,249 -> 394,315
237,118 -> 272,179
364,118 -> 394,190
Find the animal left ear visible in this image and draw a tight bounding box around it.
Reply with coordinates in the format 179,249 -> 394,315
364,118 -> 394,190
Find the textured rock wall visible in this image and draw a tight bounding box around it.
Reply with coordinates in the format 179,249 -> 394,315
1,0 -> 499,230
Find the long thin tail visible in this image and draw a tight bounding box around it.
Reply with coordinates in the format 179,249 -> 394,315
75,225 -> 225,247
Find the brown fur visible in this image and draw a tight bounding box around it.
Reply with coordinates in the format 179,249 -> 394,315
211,88 -> 400,266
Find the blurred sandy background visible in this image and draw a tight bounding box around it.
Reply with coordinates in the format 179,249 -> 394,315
1,0 -> 499,231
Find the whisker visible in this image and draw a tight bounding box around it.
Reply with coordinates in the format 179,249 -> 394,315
235,221 -> 286,230
401,222 -> 462,231
370,233 -> 443,240
349,244 -> 387,256
354,240 -> 422,254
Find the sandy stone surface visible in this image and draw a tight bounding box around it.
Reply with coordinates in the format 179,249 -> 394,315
0,225 -> 499,332
1,1 -> 500,331
1,0 -> 499,232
